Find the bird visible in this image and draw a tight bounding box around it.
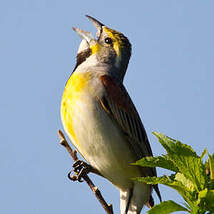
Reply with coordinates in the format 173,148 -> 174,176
61,15 -> 161,214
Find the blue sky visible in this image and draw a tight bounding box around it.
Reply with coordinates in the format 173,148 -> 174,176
1,0 -> 214,213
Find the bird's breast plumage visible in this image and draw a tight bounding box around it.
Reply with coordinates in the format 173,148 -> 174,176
61,71 -> 142,189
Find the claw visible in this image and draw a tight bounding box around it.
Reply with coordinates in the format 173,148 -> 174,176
68,171 -> 78,181
68,160 -> 93,182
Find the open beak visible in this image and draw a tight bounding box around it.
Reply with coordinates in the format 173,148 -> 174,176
85,15 -> 104,35
72,27 -> 94,43
72,15 -> 104,43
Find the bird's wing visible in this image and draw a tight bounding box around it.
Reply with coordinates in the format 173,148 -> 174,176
100,75 -> 162,202
100,75 -> 153,167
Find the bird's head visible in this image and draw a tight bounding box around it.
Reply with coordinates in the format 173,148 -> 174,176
73,15 -> 131,81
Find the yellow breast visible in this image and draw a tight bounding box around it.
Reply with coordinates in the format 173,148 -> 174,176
60,72 -> 92,148
61,72 -> 142,185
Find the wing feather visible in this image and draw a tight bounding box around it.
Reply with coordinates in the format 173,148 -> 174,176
100,75 -> 153,160
100,75 -> 162,201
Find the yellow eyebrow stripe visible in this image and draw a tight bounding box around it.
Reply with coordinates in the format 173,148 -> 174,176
103,26 -> 120,56
103,27 -> 122,67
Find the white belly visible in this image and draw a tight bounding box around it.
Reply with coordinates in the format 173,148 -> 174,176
67,94 -> 141,189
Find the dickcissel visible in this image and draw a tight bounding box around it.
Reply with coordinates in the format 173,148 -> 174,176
61,15 -> 161,214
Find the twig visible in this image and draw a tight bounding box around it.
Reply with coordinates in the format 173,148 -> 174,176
58,129 -> 113,214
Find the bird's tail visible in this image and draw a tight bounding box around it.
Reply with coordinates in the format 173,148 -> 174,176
120,182 -> 151,214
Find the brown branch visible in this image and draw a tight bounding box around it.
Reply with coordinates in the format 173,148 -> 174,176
58,129 -> 113,214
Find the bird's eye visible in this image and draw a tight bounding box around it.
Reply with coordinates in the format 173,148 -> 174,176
105,37 -> 113,45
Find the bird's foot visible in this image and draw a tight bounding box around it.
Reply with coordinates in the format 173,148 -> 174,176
68,160 -> 93,182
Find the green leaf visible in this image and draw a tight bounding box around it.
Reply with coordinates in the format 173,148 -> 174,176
198,188 -> 208,199
148,200 -> 189,214
200,148 -> 207,160
134,175 -> 173,185
175,173 -> 195,192
137,132 -> 214,213
152,132 -> 196,156
197,188 -> 208,206
208,154 -> 214,180
134,175 -> 195,206
133,155 -> 178,172
153,132 -> 207,191
206,190 -> 214,211
197,189 -> 214,211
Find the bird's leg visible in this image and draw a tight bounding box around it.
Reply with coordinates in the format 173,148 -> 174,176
68,160 -> 102,182
68,160 -> 92,182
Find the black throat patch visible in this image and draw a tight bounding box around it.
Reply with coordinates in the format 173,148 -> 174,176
73,48 -> 91,72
